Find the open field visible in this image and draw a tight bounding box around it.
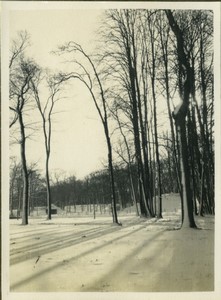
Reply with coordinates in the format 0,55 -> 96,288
9,209 -> 214,292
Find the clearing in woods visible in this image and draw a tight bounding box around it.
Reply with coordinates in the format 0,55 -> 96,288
9,195 -> 214,292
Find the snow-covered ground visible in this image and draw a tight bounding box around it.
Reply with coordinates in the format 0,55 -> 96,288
9,211 -> 214,293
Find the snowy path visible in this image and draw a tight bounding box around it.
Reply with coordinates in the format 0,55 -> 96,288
9,215 -> 214,292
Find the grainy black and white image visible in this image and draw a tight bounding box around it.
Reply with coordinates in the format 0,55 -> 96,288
3,1 -> 218,296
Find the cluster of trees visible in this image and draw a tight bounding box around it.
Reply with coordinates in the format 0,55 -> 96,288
10,159 -> 178,217
9,31 -> 66,223
9,158 -> 46,217
9,9 -> 214,228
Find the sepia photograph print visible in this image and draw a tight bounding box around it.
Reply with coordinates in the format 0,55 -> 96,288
1,1 -> 221,300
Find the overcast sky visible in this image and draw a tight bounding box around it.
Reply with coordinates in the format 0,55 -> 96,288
5,1 -> 219,180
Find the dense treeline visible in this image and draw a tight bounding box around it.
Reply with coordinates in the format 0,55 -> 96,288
9,9 -> 214,226
10,158 -> 178,216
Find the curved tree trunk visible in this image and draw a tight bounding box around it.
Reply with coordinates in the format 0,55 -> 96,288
165,9 -> 197,228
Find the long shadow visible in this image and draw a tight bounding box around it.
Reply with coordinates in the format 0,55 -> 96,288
10,226 -> 77,244
10,216 -> 146,245
10,218 -> 149,265
10,222 -> 162,290
10,222 -> 99,237
10,219 -> 118,243
9,216 -> 139,238
10,226 -> 110,259
10,226 -> 117,264
10,228 -> 112,264
36,216 -> 143,227
84,230 -> 169,292
10,216 -> 132,246
10,223 -> 66,236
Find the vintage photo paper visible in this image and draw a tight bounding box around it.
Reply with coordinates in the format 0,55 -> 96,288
1,1 -> 221,300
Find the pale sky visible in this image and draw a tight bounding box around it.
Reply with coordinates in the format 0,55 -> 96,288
5,2 -> 220,181
9,9 -> 108,179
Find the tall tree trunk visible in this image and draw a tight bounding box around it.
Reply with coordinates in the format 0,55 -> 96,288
150,59 -> 162,218
105,127 -> 119,224
17,181 -> 22,218
123,25 -> 150,217
187,110 -> 198,215
161,41 -> 181,195
129,66 -> 150,217
28,174 -> 31,216
175,116 -> 196,228
147,14 -> 162,218
134,60 -> 153,216
32,81 -> 54,220
128,167 -> 139,216
10,178 -> 15,217
191,103 -> 203,211
46,153 -> 52,220
199,161 -> 205,216
152,79 -> 162,219
144,91 -> 154,215
165,9 -> 197,228
18,112 -> 29,225
130,85 -> 149,216
113,106 -> 139,216
199,34 -> 214,214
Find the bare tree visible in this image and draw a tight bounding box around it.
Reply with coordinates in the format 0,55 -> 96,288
102,10 -> 153,217
10,55 -> 39,225
9,31 -> 30,128
55,42 -> 120,225
110,103 -> 139,216
31,73 -> 64,220
165,10 -> 197,228
156,10 -> 182,199
9,30 -> 30,69
9,157 -> 21,218
143,11 -> 163,218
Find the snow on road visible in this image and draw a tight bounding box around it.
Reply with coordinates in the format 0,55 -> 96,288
9,214 -> 214,292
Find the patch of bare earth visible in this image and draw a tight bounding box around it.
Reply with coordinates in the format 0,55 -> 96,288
10,213 -> 214,292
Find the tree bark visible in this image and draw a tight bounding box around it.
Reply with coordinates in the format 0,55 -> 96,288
175,115 -> 196,228
159,29 -> 181,195
45,154 -> 52,220
165,9 -> 197,228
18,112 -> 29,225
129,65 -> 150,217
106,131 -> 119,224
